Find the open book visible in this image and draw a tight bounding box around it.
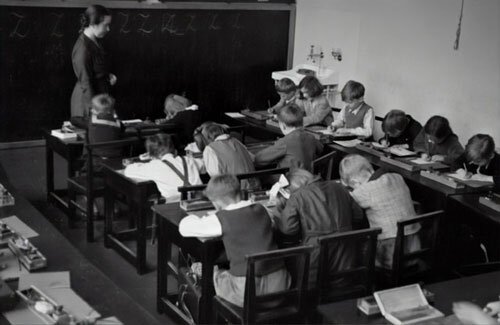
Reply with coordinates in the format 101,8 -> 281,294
374,284 -> 444,325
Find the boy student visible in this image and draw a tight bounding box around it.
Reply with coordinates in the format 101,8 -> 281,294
339,154 -> 421,269
268,78 -> 298,114
413,115 -> 464,164
202,123 -> 259,189
452,134 -> 500,190
124,133 -> 202,202
295,76 -> 333,127
330,80 -> 374,138
158,94 -> 203,149
273,168 -> 363,286
254,104 -> 324,172
86,94 -> 123,170
179,175 -> 290,307
380,109 -> 422,149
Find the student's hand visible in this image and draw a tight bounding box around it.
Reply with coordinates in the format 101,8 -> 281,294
109,73 -> 117,86
421,153 -> 431,162
380,139 -> 389,147
336,128 -> 351,135
453,302 -> 497,325
329,124 -> 338,132
431,154 -> 445,162
455,168 -> 471,179
484,301 -> 500,317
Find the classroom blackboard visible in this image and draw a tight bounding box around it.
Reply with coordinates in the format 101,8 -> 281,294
0,4 -> 291,141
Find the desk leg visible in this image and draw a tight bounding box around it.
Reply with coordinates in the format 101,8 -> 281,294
157,216 -> 171,314
200,244 -> 216,324
104,187 -> 114,248
136,203 -> 147,274
46,144 -> 54,202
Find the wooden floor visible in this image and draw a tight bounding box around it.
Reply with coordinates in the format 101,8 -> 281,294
0,145 -> 174,324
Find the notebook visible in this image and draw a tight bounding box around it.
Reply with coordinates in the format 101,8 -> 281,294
374,284 -> 444,325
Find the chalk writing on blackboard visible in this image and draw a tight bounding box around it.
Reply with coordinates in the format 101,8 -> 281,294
118,12 -> 131,34
208,14 -> 221,31
50,13 -> 64,38
161,13 -> 178,34
232,13 -> 242,30
137,14 -> 154,34
9,12 -> 29,39
185,14 -> 197,33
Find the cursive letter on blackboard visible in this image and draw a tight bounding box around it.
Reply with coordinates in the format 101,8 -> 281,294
118,12 -> 131,34
232,13 -> 242,30
137,13 -> 154,35
208,14 -> 221,31
161,13 -> 178,34
50,13 -> 64,38
9,12 -> 29,39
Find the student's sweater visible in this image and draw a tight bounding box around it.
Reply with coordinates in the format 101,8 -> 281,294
384,115 -> 422,150
216,204 -> 283,277
295,94 -> 333,127
254,129 -> 324,172
413,131 -> 464,165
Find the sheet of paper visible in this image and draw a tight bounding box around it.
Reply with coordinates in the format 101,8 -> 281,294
410,157 -> 435,165
44,287 -> 101,321
333,139 -> 362,147
225,112 -> 245,118
0,247 -> 29,280
97,316 -> 124,325
1,215 -> 39,238
389,147 -> 417,157
371,142 -> 387,150
121,119 -> 143,125
447,172 -> 493,187
3,301 -> 49,325
18,271 -> 71,291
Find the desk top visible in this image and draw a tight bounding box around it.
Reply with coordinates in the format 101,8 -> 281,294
318,271 -> 500,324
449,193 -> 500,225
0,164 -> 163,324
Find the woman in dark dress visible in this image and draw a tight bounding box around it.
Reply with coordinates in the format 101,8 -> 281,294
71,5 -> 116,118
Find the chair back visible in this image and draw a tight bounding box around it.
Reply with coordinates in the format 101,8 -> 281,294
238,167 -> 289,199
243,245 -> 313,324
391,210 -> 443,285
316,228 -> 381,303
312,151 -> 338,180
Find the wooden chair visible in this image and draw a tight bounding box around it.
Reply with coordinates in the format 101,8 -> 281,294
379,210 -> 443,287
312,151 -> 338,180
213,245 -> 313,324
67,137 -> 140,242
316,228 -> 381,304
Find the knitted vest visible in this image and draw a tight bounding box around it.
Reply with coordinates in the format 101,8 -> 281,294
216,204 -> 283,276
345,103 -> 370,129
208,137 -> 255,175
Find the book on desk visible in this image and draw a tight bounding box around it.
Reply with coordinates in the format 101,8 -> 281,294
479,192 -> 500,212
374,284 -> 444,325
239,109 -> 273,121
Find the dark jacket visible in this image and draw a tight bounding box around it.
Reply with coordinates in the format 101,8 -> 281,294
71,33 -> 111,117
254,129 -> 324,172
452,152 -> 500,192
382,115 -> 422,150
275,178 -> 364,287
413,131 -> 464,164
167,110 -> 203,149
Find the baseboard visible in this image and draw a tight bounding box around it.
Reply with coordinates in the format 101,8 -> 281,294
0,140 -> 45,150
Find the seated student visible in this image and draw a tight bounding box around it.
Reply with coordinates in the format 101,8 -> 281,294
273,168 -> 364,286
339,154 -> 420,269
268,78 -> 298,114
86,94 -> 123,170
254,104 -> 324,172
330,80 -> 374,138
124,133 -> 202,202
295,76 -> 333,127
179,174 -> 290,307
380,109 -> 422,149
202,123 -> 259,189
452,134 -> 500,190
158,94 -> 203,149
454,300 -> 500,325
413,115 -> 464,164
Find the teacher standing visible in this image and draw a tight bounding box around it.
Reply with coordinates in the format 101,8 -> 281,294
71,5 -> 116,117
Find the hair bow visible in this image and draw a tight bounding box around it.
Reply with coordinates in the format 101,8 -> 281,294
269,174 -> 290,200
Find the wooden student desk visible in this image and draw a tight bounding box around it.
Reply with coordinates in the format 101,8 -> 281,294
0,163 -> 164,325
318,270 -> 500,324
101,160 -> 161,275
153,203 -> 224,325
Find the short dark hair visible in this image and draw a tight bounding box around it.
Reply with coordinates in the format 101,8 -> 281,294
424,116 -> 452,141
205,174 -> 240,203
91,94 -> 115,115
465,134 -> 495,163
275,78 -> 297,94
201,123 -> 228,143
299,76 -> 324,98
341,80 -> 365,102
80,5 -> 110,31
277,103 -> 304,128
382,110 -> 409,135
146,133 -> 176,158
